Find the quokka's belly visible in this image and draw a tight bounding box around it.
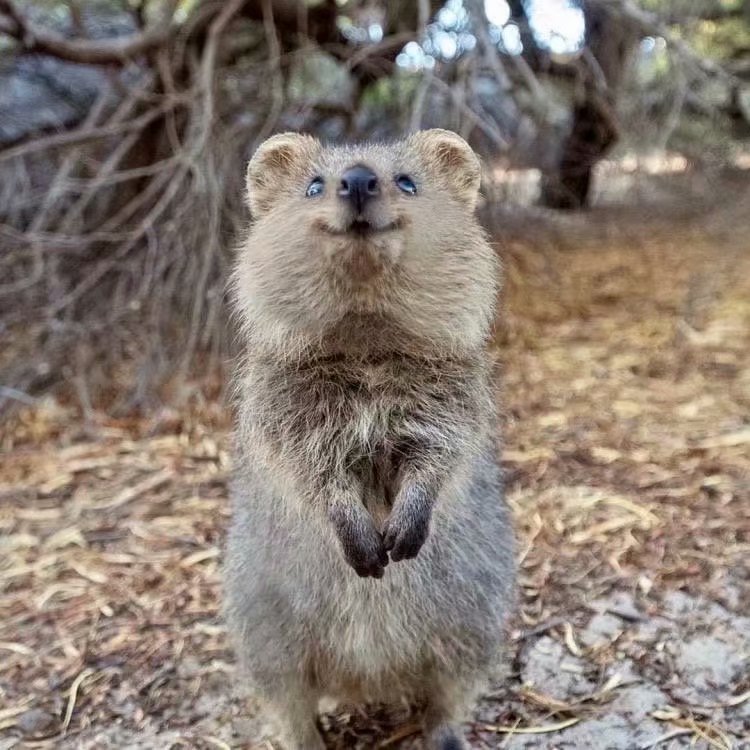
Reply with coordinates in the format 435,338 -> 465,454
309,572 -> 450,700
305,528 -> 508,697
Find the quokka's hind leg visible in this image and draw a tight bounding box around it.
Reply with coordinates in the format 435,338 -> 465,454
225,578 -> 325,749
233,638 -> 324,747
421,677 -> 476,750
258,680 -> 326,750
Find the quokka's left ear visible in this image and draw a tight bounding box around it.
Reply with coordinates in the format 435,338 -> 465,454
408,129 -> 481,209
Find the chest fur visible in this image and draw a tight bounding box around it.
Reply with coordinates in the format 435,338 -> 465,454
241,355 -> 485,498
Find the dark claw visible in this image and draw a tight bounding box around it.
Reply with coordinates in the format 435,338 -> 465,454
331,505 -> 388,579
389,520 -> 429,561
351,561 -> 385,578
383,485 -> 432,562
353,549 -> 387,578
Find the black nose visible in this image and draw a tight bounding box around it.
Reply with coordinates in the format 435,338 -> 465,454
339,165 -> 379,213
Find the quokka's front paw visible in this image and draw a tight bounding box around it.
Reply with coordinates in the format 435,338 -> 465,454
329,504 -> 389,578
383,484 -> 432,562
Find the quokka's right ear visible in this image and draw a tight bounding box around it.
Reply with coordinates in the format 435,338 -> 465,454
246,132 -> 320,217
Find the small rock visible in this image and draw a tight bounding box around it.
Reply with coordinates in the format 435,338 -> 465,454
580,612 -> 623,647
17,708 -> 57,736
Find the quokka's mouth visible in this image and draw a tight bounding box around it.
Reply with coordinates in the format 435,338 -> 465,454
318,218 -> 403,237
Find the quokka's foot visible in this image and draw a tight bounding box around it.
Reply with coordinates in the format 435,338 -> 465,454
424,723 -> 468,750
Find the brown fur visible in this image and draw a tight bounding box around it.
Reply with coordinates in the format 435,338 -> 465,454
224,130 -> 516,749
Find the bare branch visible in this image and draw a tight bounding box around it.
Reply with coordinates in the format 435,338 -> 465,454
0,96 -> 191,163
0,0 -> 179,65
606,0 -> 739,83
253,0 -> 285,146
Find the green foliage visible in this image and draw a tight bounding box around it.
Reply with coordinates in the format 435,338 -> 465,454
287,51 -> 355,107
360,73 -> 421,109
671,107 -> 740,161
691,17 -> 750,60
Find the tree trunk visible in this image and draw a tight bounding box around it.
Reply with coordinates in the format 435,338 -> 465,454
539,96 -> 618,209
540,1 -> 640,209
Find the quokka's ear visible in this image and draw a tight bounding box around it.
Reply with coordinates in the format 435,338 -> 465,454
408,129 -> 481,209
246,132 -> 320,217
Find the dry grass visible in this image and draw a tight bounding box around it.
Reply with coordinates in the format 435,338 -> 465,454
1,205 -> 748,748
498,209 -> 750,618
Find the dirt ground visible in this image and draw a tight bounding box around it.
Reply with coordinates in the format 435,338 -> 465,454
1,199 -> 749,749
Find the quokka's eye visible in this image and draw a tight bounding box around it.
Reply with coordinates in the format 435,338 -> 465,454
395,174 -> 417,195
306,176 -> 325,197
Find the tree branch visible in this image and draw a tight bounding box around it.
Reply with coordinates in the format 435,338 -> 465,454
606,0 -> 738,83
0,0 -> 180,65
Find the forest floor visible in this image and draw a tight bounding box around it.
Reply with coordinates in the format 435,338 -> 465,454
1,196 -> 749,749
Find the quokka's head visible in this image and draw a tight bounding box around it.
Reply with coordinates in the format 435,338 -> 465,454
233,129 -> 499,352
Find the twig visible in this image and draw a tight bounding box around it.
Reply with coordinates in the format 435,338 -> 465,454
0,386 -> 37,407
483,717 -> 582,735
514,616 -> 567,641
640,729 -> 694,749
92,469 -> 173,510
0,97 -> 189,163
253,0 -> 285,147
